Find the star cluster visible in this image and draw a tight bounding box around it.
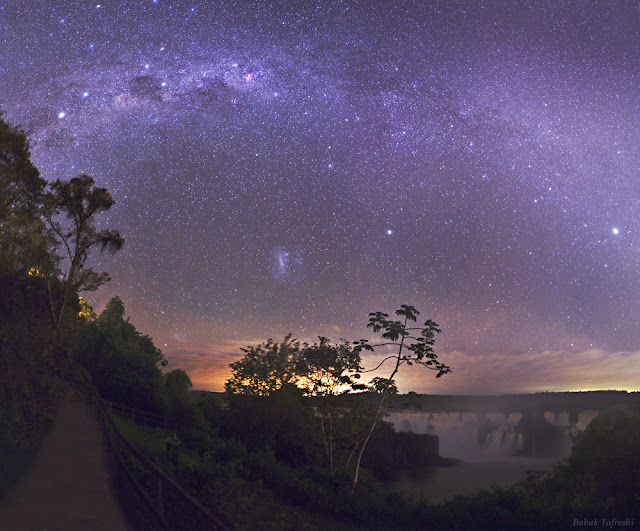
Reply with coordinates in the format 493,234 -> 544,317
2,0 -> 639,392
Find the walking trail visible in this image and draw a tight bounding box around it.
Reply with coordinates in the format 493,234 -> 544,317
0,396 -> 129,530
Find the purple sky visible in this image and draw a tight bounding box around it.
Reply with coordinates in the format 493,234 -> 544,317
2,0 -> 639,392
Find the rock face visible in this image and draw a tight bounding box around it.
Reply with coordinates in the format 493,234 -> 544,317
363,423 -> 449,479
383,431 -> 441,466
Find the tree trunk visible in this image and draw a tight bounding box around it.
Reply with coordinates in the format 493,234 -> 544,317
351,320 -> 407,493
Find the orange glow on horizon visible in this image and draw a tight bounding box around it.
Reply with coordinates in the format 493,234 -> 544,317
169,345 -> 640,395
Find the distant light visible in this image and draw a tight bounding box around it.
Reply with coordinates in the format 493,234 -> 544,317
96,4 -> 101,7
82,91 -> 89,98
161,81 -> 167,87
612,228 -> 620,235
57,111 -> 66,119
144,63 -> 150,70
386,229 -> 393,235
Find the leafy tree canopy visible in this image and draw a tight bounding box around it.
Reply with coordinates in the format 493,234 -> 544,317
79,296 -> 166,411
0,114 -> 54,277
44,174 -> 124,296
225,335 -> 366,397
225,335 -> 307,396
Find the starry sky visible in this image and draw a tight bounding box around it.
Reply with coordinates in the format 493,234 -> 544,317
2,0 -> 639,394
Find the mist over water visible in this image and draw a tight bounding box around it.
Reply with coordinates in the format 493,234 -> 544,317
388,410 -> 598,460
385,409 -> 600,502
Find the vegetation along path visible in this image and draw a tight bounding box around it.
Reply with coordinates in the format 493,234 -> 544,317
0,395 -> 129,530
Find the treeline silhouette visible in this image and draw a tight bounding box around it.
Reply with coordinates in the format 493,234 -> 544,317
391,390 -> 638,414
107,386 -> 640,529
0,113 -> 185,500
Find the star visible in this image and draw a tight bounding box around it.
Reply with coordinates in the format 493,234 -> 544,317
2,0 -> 638,394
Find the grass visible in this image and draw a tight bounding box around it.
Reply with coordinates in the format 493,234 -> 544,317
109,413 -> 358,529
110,413 -> 172,461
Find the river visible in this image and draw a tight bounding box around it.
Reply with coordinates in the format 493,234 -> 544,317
385,456 -> 558,503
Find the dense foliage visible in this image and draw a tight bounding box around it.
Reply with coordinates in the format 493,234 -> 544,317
76,297 -> 167,412
1,114 -> 150,447
114,388 -> 640,530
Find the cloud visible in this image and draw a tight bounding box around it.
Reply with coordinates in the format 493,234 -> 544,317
167,337 -> 640,395
165,337 -> 263,391
391,349 -> 640,394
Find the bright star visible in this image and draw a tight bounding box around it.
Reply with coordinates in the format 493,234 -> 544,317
57,111 -> 66,119
612,228 -> 620,235
386,229 -> 393,235
82,91 -> 89,98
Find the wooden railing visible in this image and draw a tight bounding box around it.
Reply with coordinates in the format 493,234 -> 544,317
101,398 -> 165,427
94,396 -> 229,530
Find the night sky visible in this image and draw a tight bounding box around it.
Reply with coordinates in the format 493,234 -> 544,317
2,0 -> 639,393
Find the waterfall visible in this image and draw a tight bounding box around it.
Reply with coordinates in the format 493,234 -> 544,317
388,409 -> 598,460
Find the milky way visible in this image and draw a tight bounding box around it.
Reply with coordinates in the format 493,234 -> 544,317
2,0 -> 639,392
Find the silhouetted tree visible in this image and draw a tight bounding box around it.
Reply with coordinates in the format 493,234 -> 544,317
0,113 -> 55,277
226,335 -> 368,471
350,305 -> 450,492
79,297 -> 166,411
44,175 -> 124,343
369,377 -> 398,395
225,335 -> 307,396
302,337 -> 365,471
164,368 -> 193,423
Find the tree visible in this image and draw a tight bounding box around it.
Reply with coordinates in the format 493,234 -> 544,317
165,368 -> 193,401
0,114 -> 55,277
43,174 -> 124,347
224,305 -> 451,489
349,304 -> 450,492
225,335 -> 367,471
369,376 -> 398,395
164,368 -> 194,424
302,337 -> 365,471
79,297 -> 167,411
225,335 -> 307,396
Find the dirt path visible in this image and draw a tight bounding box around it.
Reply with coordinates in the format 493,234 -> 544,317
0,396 -> 130,530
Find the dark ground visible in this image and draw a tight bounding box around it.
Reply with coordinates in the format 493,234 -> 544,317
0,396 -> 129,530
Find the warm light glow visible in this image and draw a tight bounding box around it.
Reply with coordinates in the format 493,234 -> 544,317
28,267 -> 45,278
78,296 -> 94,320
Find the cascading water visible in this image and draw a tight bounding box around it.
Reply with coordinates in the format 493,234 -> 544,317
386,409 -> 599,460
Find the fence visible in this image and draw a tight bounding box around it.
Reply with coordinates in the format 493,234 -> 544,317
101,398 -> 165,427
94,396 -> 229,530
